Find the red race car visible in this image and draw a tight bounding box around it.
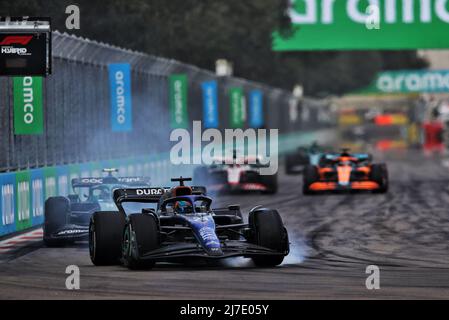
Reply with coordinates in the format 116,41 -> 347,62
302,149 -> 388,195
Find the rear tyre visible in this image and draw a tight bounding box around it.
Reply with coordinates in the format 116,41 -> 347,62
89,211 -> 125,266
303,165 -> 319,195
122,214 -> 159,270
371,164 -> 389,193
43,197 -> 70,247
249,209 -> 288,267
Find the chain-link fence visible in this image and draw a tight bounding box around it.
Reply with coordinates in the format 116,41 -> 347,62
0,31 -> 333,173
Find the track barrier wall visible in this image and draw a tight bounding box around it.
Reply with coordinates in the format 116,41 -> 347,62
0,130 -> 334,237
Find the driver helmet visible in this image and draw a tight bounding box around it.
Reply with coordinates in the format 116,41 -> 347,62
174,201 -> 193,214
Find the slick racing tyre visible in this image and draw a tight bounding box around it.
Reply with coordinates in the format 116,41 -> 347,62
89,211 -> 125,266
262,173 -> 278,194
122,214 -> 159,270
303,165 -> 319,195
43,197 -> 70,247
285,154 -> 299,175
249,209 -> 288,267
371,164 -> 389,194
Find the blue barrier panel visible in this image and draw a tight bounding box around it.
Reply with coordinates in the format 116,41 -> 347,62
109,63 -> 133,132
202,81 -> 219,128
0,172 -> 17,236
30,168 -> 45,227
249,90 -> 264,128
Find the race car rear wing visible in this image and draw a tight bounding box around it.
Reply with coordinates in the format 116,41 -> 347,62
113,188 -> 165,205
118,177 -> 152,186
158,186 -> 207,195
323,153 -> 372,162
113,185 -> 207,211
113,187 -> 165,213
71,177 -> 151,188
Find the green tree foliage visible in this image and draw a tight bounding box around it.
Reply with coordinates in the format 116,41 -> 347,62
0,0 -> 427,96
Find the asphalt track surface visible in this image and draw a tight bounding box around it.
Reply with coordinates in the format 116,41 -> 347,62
1,150 -> 449,299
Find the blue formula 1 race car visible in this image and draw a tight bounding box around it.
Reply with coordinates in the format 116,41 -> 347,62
43,169 -> 151,247
285,142 -> 330,175
89,177 -> 290,269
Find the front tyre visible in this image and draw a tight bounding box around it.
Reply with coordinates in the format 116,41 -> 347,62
43,197 -> 70,247
89,211 -> 125,266
122,214 -> 159,270
303,165 -> 319,195
371,164 -> 389,193
249,209 -> 289,267
285,154 -> 299,175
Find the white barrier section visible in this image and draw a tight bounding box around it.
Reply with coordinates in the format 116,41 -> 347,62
45,176 -> 57,198
18,181 -> 30,222
32,179 -> 44,218
1,184 -> 15,226
58,176 -> 69,197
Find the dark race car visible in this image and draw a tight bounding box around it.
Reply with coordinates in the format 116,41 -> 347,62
285,142 -> 329,175
43,169 -> 151,246
89,177 -> 289,269
302,149 -> 388,195
193,154 -> 278,194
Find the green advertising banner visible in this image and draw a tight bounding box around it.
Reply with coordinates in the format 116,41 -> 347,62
169,74 -> 189,129
15,171 -> 32,231
359,69 -> 449,94
273,0 -> 449,51
230,87 -> 244,128
13,76 -> 44,135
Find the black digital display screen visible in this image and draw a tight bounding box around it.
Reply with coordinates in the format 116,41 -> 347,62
0,31 -> 51,76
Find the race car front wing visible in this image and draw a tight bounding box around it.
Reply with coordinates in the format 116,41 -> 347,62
309,181 -> 380,191
45,224 -> 89,241
138,241 -> 288,261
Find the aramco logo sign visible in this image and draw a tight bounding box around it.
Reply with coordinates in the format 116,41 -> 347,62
13,76 -> 43,135
273,0 -> 449,51
361,70 -> 449,94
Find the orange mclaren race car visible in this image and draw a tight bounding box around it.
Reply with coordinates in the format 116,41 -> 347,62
302,149 -> 388,195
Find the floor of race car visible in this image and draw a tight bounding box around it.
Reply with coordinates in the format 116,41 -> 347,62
1,150 -> 449,299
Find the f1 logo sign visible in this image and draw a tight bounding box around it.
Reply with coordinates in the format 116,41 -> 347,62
0,35 -> 33,46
